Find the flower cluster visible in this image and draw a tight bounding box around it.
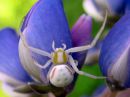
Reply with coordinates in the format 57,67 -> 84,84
0,0 -> 93,97
84,0 -> 130,97
0,0 -> 130,97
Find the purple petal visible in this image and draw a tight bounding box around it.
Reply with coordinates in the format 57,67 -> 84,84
71,14 -> 92,46
22,0 -> 72,61
95,0 -> 125,15
83,0 -> 129,21
99,12 -> 130,88
19,0 -> 72,82
125,0 -> 130,12
107,0 -> 125,14
21,0 -> 40,32
83,0 -> 104,21
0,28 -> 32,84
71,14 -> 92,69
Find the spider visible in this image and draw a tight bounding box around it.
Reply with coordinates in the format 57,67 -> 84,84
19,11 -> 107,88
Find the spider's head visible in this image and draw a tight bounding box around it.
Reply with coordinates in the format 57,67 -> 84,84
52,48 -> 68,65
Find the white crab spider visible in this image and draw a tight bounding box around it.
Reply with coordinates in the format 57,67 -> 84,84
20,11 -> 107,87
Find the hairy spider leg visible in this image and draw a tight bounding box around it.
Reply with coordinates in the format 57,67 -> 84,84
19,32 -> 51,58
19,32 -> 52,69
66,11 -> 107,53
28,46 -> 51,58
52,41 -> 67,50
62,43 -> 67,50
69,55 -> 106,79
52,41 -> 56,51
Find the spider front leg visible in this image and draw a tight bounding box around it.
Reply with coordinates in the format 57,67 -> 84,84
68,55 -> 106,79
66,11 -> 107,53
19,32 -> 51,58
28,46 -> 51,58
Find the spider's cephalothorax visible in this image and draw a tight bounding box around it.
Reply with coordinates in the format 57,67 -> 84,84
52,48 -> 68,65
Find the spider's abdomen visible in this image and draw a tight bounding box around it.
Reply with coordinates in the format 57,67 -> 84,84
52,48 -> 68,65
49,65 -> 74,87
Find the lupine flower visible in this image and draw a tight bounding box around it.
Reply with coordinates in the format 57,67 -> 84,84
99,12 -> 130,91
0,28 -> 35,97
71,14 -> 94,66
0,0 -> 93,96
71,14 -> 103,66
83,0 -> 130,21
71,14 -> 92,47
83,0 -> 105,21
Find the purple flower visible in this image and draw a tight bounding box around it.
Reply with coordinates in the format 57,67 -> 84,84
99,12 -> 130,90
71,14 -> 93,66
0,0 -> 92,96
83,0 -> 130,21
71,14 -> 92,46
0,28 -> 34,97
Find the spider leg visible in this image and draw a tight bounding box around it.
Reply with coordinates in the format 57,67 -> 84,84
33,59 -> 52,69
19,32 -> 51,58
52,41 -> 56,51
62,43 -> 67,50
66,11 -> 107,53
28,46 -> 51,58
68,55 -> 106,79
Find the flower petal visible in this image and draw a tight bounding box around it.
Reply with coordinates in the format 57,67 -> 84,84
19,0 -> 72,82
71,14 -> 92,68
21,0 -> 40,32
0,28 -> 32,84
71,14 -> 92,46
83,0 -> 104,21
83,0 -> 127,22
125,0 -> 130,12
95,0 -> 125,15
99,12 -> 130,89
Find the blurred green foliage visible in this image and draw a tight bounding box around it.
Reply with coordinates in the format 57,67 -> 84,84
0,0 -> 104,97
0,0 -> 36,30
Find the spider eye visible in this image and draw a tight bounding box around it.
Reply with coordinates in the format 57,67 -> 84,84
49,65 -> 74,87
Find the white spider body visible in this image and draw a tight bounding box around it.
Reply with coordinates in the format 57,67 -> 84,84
48,65 -> 74,87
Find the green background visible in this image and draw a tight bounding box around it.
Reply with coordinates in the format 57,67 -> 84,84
0,0 -> 104,97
